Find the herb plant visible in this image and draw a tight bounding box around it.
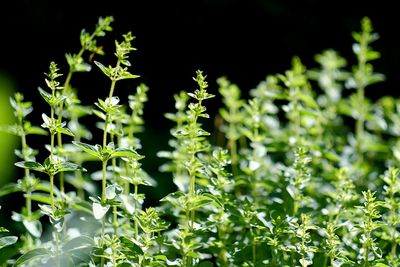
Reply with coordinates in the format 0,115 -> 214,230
1,16 -> 399,267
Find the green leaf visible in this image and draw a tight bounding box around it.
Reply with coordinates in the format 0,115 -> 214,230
23,220 -> 42,238
38,87 -> 51,104
119,237 -> 143,255
13,248 -> 50,266
0,236 -> 18,250
93,109 -> 106,120
94,61 -> 111,78
14,161 -> 45,173
63,235 -> 94,253
70,201 -> 93,215
31,193 -> 52,205
0,183 -> 20,198
26,126 -> 48,136
116,72 -> 140,81
72,141 -> 100,159
92,202 -> 110,220
111,147 -> 141,159
105,184 -> 122,200
59,162 -> 86,173
56,126 -> 74,137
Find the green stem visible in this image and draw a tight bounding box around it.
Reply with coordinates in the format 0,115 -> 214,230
109,76 -> 118,100
101,160 -> 107,203
229,138 -> 238,177
21,134 -> 33,218
356,86 -> 365,142
134,184 -> 138,240
50,174 -> 55,212
364,232 -> 370,267
252,240 -> 257,266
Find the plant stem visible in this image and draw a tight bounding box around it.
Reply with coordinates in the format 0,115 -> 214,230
108,69 -> 119,100
252,239 -> 257,266
101,160 -> 107,203
356,86 -> 365,142
101,114 -> 110,203
21,134 -> 33,218
134,184 -> 138,240
50,174 -> 55,212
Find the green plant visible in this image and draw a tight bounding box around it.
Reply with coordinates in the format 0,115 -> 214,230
1,16 -> 400,267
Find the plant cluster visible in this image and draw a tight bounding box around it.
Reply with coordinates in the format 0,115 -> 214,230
1,16 -> 400,267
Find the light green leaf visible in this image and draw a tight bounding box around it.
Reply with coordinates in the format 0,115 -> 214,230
0,236 -> 18,250
111,147 -> 141,159
72,141 -> 100,159
0,183 -> 20,198
116,73 -> 140,81
63,235 -> 94,253
31,193 -> 52,205
23,220 -> 42,238
59,162 -> 86,173
38,87 -> 51,104
15,161 -> 45,172
92,202 -> 110,220
56,126 -> 74,137
26,126 -> 48,136
13,248 -> 50,266
105,184 -> 122,200
94,61 -> 111,78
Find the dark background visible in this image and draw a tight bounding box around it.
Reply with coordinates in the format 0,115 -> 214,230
1,0 -> 399,204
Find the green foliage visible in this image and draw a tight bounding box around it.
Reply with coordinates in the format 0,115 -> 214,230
1,16 -> 400,267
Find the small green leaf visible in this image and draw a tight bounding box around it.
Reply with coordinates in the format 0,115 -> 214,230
63,235 -> 94,253
31,193 -> 52,205
72,141 -> 100,159
94,61 -> 111,78
26,126 -> 48,136
105,184 -> 122,200
119,236 -> 143,255
56,126 -> 74,137
13,248 -> 50,266
0,183 -> 20,198
23,220 -> 42,238
111,147 -> 141,159
93,109 -> 106,120
116,72 -> 140,81
38,87 -> 51,104
15,161 -> 45,173
59,162 -> 86,173
92,202 -> 110,220
0,236 -> 18,250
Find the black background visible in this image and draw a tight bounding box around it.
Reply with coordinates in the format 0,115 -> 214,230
1,0 -> 399,202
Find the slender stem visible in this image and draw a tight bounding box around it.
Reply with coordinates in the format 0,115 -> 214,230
134,184 -> 138,240
356,86 -> 365,142
101,160 -> 107,203
108,64 -> 119,100
322,254 -> 328,267
364,232 -> 370,267
21,134 -> 33,218
252,239 -> 257,266
50,174 -> 55,212
391,234 -> 397,261
113,205 -> 118,234
229,138 -> 238,177
103,114 -> 110,151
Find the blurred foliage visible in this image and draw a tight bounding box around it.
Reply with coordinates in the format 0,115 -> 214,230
0,72 -> 16,186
